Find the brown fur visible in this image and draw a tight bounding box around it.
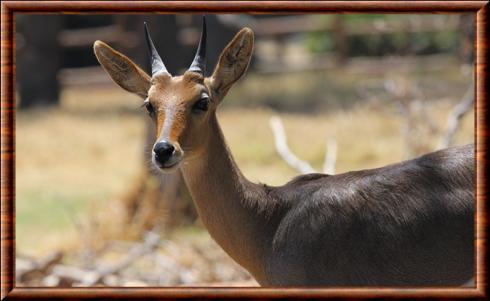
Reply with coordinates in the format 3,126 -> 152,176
94,27 -> 474,286
93,41 -> 150,98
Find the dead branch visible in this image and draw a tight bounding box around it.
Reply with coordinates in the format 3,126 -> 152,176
83,230 -> 161,286
22,230 -> 163,287
16,252 -> 63,283
323,138 -> 337,174
269,116 -> 316,174
438,85 -> 474,149
270,116 -> 337,175
16,227 -> 256,287
51,265 -> 99,285
384,77 -> 438,157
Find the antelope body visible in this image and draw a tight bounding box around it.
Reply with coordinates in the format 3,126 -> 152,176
94,18 -> 475,286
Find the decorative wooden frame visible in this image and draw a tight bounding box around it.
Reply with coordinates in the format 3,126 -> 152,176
1,1 -> 487,299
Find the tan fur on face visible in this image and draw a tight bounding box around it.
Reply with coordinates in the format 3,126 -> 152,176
93,27 -> 254,159
149,72 -> 208,147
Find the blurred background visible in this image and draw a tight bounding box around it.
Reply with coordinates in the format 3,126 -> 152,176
15,14 -> 474,287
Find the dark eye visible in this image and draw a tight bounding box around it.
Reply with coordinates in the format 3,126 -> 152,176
144,102 -> 156,118
193,97 -> 209,112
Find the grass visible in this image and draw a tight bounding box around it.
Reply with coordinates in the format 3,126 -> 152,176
221,103 -> 473,186
16,65 -> 474,256
16,88 -> 146,254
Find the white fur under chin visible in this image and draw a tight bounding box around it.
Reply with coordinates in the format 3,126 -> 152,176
151,154 -> 182,173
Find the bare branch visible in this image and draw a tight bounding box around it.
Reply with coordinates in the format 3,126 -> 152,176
323,138 -> 337,175
269,116 -> 316,174
82,230 -> 161,286
17,252 -> 63,283
438,85 -> 474,149
43,230 -> 162,286
51,264 -> 99,285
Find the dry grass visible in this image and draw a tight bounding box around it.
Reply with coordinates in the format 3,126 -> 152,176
221,103 -> 473,186
16,87 -> 146,254
16,59 -> 474,268
16,87 -> 473,257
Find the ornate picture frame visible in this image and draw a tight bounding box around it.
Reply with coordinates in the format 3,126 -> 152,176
1,1 -> 487,299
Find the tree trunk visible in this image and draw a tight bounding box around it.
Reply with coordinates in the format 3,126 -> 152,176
17,15 -> 62,109
458,14 -> 474,64
332,16 -> 347,65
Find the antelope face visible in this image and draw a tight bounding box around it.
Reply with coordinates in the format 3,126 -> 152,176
94,17 -> 254,172
146,72 -> 211,170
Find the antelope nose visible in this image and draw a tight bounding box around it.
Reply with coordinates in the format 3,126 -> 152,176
153,141 -> 175,164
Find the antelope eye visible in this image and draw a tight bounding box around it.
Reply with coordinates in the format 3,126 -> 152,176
193,97 -> 209,112
144,102 -> 156,117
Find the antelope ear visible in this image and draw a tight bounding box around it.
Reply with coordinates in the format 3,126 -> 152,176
209,28 -> 254,99
93,40 -> 151,99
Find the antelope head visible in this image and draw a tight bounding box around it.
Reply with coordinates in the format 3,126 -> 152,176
93,18 -> 254,171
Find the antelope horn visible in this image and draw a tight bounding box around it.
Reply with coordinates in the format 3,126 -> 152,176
144,22 -> 169,76
188,16 -> 207,74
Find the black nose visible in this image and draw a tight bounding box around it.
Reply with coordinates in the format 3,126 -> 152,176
153,141 -> 175,164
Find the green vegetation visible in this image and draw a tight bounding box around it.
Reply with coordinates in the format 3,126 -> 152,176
305,14 -> 464,56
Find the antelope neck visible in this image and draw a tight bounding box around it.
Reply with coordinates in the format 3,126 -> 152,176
179,114 -> 272,284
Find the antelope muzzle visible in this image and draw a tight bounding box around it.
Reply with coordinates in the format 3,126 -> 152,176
152,140 -> 183,170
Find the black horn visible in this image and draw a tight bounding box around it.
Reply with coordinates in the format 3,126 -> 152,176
188,16 -> 207,74
144,22 -> 168,76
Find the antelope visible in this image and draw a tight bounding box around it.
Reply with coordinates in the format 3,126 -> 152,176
93,18 -> 475,286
